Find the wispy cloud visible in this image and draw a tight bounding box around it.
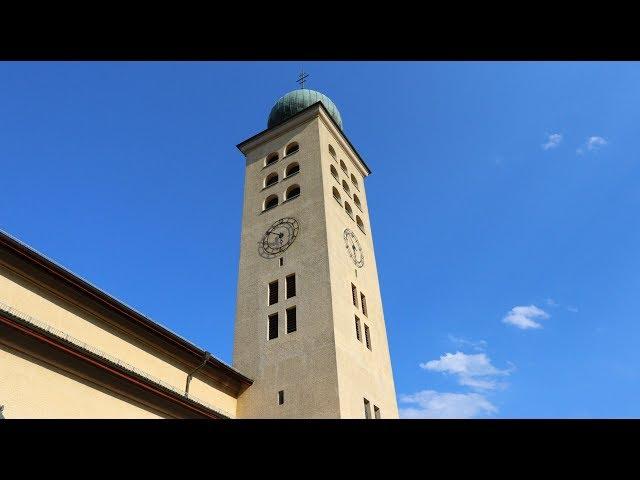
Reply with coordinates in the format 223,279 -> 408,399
546,298 -> 579,313
503,305 -> 549,329
399,390 -> 497,419
542,133 -> 562,150
587,136 -> 607,150
577,136 -> 607,155
420,351 -> 513,390
448,334 -> 487,351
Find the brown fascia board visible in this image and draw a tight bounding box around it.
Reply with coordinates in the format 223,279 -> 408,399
236,101 -> 372,176
0,230 -> 252,395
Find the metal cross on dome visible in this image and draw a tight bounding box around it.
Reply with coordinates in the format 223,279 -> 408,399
297,70 -> 309,89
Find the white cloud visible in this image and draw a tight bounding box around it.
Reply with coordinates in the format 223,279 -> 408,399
420,351 -> 513,390
399,390 -> 497,419
567,306 -> 579,313
587,136 -> 607,150
542,133 -> 562,150
503,305 -> 549,329
448,334 -> 487,351
577,136 -> 607,155
546,298 -> 559,307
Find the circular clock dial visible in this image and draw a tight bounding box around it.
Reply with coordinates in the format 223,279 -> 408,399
259,217 -> 300,259
344,228 -> 364,268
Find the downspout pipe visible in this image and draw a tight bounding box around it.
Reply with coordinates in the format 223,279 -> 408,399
185,351 -> 211,398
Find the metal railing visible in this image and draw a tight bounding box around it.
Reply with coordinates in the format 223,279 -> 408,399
0,300 -> 232,418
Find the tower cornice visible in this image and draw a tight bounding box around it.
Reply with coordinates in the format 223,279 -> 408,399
237,101 -> 372,177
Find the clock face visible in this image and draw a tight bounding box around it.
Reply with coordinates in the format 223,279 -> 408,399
259,217 -> 300,259
344,228 -> 364,268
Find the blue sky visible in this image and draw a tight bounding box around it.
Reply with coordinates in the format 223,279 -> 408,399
1,61 -> 639,418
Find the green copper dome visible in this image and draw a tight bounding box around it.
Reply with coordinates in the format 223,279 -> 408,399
268,89 -> 343,130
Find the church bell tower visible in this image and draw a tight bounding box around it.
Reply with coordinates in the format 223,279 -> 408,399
232,83 -> 398,418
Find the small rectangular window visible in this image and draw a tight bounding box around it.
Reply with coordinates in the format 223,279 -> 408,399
351,283 -> 358,308
269,280 -> 278,305
364,324 -> 371,350
355,316 -> 362,342
268,313 -> 278,340
286,274 -> 296,298
374,405 -> 380,419
278,390 -> 284,405
286,306 -> 297,333
279,257 -> 284,266
364,398 -> 371,419
361,293 -> 367,317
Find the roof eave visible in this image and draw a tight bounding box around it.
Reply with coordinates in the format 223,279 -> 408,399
0,230 -> 253,392
236,101 -> 372,176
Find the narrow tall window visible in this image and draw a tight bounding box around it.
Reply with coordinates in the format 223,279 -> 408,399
268,280 -> 278,305
286,306 -> 297,333
364,324 -> 372,350
353,194 -> 362,210
264,172 -> 278,188
340,160 -> 347,173
264,194 -> 278,211
285,162 -> 299,177
342,180 -> 351,195
279,257 -> 284,267
332,186 -> 342,205
355,316 -> 362,342
285,142 -> 299,156
351,173 -> 359,190
329,144 -> 336,160
265,152 -> 279,167
278,390 -> 284,405
330,164 -> 339,180
268,313 -> 278,340
364,398 -> 371,419
285,184 -> 300,200
374,405 -> 380,419
356,215 -> 365,234
360,293 -> 367,316
351,283 -> 358,308
345,202 -> 353,219
286,274 -> 296,298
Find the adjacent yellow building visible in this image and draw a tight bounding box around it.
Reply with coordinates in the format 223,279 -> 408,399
0,88 -> 399,419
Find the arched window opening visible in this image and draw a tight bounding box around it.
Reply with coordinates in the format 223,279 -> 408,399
265,172 -> 278,188
285,184 -> 301,201
340,160 -> 347,173
264,194 -> 279,211
265,152 -> 279,167
328,144 -> 336,159
285,162 -> 300,177
353,194 -> 362,210
342,180 -> 351,194
345,202 -> 354,219
356,215 -> 365,233
332,187 -> 342,205
330,165 -> 339,180
351,174 -> 359,190
285,142 -> 299,156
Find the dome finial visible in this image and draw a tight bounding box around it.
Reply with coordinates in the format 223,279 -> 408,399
296,69 -> 309,90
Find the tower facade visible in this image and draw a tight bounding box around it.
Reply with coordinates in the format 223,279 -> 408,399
233,89 -> 398,418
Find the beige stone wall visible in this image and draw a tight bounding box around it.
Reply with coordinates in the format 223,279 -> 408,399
234,117 -> 341,418
0,265 -> 237,418
319,118 -> 399,419
0,342 -> 166,419
234,106 -> 398,418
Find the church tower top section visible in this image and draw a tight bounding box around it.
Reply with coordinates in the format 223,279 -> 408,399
267,89 -> 343,130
